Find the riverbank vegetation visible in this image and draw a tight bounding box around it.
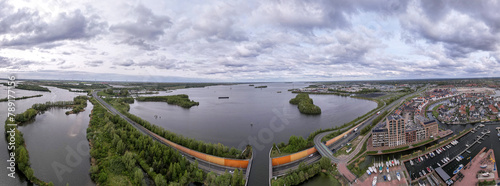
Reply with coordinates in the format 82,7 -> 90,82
103,98 -> 248,159
255,85 -> 267,88
2,83 -> 50,92
271,157 -> 339,186
289,93 -> 321,115
4,98 -> 89,185
136,94 -> 199,108
12,96 -> 89,123
87,98 -> 246,185
65,96 -> 89,115
0,94 -> 43,102
347,155 -> 371,177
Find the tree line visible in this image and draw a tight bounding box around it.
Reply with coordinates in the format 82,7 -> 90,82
88,98 -> 245,185
0,94 -> 43,102
289,93 -> 321,115
1,83 -> 51,92
136,95 -> 199,108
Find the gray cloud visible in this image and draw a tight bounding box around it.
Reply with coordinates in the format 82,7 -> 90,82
253,0 -> 409,32
400,0 -> 500,58
0,8 -> 107,48
1,0 -> 500,81
114,59 -> 135,67
0,56 -> 39,69
85,60 -> 103,67
136,57 -> 179,70
110,4 -> 171,50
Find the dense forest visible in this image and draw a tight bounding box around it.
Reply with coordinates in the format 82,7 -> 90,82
289,93 -> 321,115
87,98 -> 245,185
136,95 -> 199,108
1,83 -> 50,92
104,98 -> 249,159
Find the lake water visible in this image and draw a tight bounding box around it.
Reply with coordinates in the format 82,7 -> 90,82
128,83 -> 378,186
18,102 -> 93,186
0,85 -> 90,185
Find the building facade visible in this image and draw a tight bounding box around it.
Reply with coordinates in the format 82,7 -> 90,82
387,115 -> 406,147
372,123 -> 388,147
423,120 -> 438,138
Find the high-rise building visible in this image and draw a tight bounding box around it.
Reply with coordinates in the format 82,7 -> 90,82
386,115 -> 406,146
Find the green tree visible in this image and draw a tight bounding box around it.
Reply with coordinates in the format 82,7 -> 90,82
154,174 -> 167,186
134,168 -> 144,185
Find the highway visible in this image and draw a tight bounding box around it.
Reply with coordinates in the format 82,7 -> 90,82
272,87 -> 428,178
91,90 -> 246,175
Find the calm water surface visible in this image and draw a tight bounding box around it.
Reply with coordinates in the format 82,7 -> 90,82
18,102 -> 93,186
0,84 -> 90,185
129,83 -> 378,186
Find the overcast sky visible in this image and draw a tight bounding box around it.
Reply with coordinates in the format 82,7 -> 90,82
0,0 -> 499,82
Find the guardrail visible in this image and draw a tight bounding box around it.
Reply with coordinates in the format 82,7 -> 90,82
269,148 -> 272,186
245,150 -> 253,186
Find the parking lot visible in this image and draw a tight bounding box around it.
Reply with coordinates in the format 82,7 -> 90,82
404,124 -> 500,185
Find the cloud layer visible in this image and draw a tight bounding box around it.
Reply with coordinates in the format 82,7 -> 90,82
0,0 -> 499,81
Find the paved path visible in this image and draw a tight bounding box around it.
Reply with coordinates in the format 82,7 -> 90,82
338,162 -> 357,182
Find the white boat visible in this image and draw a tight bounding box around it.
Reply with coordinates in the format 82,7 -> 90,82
387,174 -> 391,181
480,164 -> 487,169
372,176 -> 377,186
386,167 -> 389,173
367,169 -> 372,175
396,172 -> 401,181
482,172 -> 490,177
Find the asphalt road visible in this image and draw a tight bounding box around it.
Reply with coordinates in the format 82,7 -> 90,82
272,88 -> 428,176
91,91 -> 245,175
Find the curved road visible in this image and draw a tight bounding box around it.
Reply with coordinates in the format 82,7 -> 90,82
272,87 -> 427,179
313,87 -> 428,181
91,91 -> 246,175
